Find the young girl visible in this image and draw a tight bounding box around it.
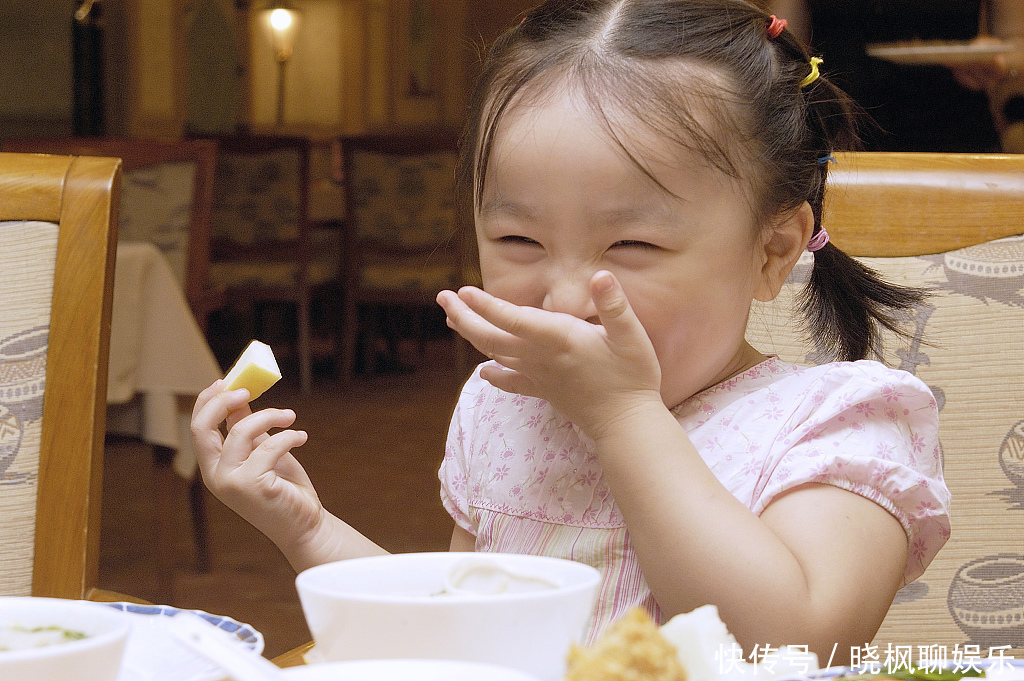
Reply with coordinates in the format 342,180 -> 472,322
192,0 -> 950,663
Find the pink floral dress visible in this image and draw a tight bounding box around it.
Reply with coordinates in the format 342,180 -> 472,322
438,357 -> 951,642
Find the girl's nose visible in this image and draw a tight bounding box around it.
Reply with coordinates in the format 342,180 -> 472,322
542,273 -> 599,321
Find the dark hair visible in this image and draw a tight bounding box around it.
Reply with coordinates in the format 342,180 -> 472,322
457,0 -> 924,363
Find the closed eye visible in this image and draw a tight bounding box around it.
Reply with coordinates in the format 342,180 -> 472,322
611,240 -> 659,250
499,235 -> 540,245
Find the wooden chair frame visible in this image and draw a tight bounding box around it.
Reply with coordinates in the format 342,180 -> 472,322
2,138 -> 219,592
824,151 -> 1024,256
0,152 -> 120,599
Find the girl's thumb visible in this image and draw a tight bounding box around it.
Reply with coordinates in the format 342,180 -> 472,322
591,271 -> 637,336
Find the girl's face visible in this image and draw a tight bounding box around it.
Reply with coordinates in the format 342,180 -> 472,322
476,88 -> 776,408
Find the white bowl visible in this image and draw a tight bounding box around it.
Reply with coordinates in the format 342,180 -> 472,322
0,597 -> 131,681
283,658 -> 543,681
295,553 -> 600,681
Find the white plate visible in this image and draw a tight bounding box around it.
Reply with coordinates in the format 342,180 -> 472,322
866,40 -> 1015,65
103,603 -> 264,681
795,659 -> 1024,681
282,659 -> 543,681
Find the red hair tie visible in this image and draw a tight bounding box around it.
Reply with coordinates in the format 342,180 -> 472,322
766,15 -> 788,39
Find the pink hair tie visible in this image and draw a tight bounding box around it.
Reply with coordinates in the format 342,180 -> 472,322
766,15 -> 788,39
807,227 -> 830,252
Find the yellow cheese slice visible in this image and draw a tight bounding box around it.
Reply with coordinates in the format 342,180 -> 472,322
223,340 -> 281,401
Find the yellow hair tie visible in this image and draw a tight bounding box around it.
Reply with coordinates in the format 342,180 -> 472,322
800,57 -> 823,88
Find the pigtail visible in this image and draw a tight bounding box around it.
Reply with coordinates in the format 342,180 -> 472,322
801,246 -> 927,362
797,74 -> 928,362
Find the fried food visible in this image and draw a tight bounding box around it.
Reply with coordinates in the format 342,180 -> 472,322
564,608 -> 687,681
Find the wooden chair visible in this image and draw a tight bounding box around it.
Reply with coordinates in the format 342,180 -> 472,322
1,137 -> 221,331
746,152 -> 1024,657
1,137 -> 219,594
338,129 -> 466,381
0,151 -> 123,600
204,134 -> 336,394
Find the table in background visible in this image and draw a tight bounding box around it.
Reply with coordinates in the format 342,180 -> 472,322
105,241 -> 222,588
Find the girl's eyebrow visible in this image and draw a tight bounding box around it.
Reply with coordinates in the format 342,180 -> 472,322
480,197 -> 679,228
479,196 -> 536,221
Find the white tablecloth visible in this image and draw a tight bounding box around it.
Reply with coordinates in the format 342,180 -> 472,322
106,242 -> 222,478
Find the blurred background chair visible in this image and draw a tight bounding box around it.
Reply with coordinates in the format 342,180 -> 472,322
0,151 -> 123,599
1,136 -> 222,597
338,129 -> 466,382
205,134 -> 339,394
746,152 -> 1024,655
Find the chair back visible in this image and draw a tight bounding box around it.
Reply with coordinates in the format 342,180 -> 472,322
343,130 -> 461,285
0,151 -> 119,599
203,134 -> 331,392
207,134 -> 314,286
338,130 -> 463,379
746,152 -> 1024,656
1,137 -> 219,329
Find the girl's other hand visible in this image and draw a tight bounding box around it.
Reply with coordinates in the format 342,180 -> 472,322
437,270 -> 663,439
191,380 -> 322,550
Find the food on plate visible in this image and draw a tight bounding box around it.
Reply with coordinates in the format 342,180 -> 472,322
222,340 -> 281,400
660,604 -> 750,681
564,608 -> 687,681
0,624 -> 88,651
564,605 -> 819,681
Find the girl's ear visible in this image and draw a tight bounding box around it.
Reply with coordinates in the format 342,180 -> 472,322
754,201 -> 815,302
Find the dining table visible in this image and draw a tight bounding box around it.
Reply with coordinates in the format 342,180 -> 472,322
273,642 -> 315,668
104,241 -> 222,479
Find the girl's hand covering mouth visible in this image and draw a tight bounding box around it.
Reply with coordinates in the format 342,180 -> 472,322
436,270 -> 664,440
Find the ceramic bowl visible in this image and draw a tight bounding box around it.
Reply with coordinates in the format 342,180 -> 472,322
295,552 -> 600,681
0,597 -> 131,681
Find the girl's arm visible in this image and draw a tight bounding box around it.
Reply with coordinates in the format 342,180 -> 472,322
450,526 -> 477,552
191,381 -> 388,573
589,398 -> 907,663
438,276 -> 908,663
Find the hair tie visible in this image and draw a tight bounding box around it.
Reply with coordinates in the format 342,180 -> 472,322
800,57 -> 824,88
817,152 -> 837,165
807,227 -> 830,252
766,15 -> 787,39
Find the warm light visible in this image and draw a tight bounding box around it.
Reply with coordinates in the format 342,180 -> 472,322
269,8 -> 293,32
259,4 -> 301,62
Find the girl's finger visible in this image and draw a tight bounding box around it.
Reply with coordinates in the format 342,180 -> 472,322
439,288 -> 524,358
455,286 -> 569,348
478,364 -> 541,398
589,270 -> 645,343
192,380 -> 229,421
221,408 -> 298,466
225,402 -> 254,432
191,387 -> 250,458
240,429 -> 309,475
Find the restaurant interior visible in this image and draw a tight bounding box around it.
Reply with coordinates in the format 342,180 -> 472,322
1,0 -> 1023,671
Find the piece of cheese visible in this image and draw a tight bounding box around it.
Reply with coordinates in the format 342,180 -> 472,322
223,340 -> 281,401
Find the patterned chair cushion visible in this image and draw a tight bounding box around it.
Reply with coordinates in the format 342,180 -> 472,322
209,146 -> 338,290
746,234 -> 1024,657
211,147 -> 301,246
0,220 -> 59,596
350,149 -> 458,251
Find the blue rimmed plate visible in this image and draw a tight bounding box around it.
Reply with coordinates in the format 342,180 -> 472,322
104,603 -> 264,681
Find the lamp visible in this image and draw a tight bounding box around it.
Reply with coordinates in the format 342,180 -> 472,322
258,2 -> 301,126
